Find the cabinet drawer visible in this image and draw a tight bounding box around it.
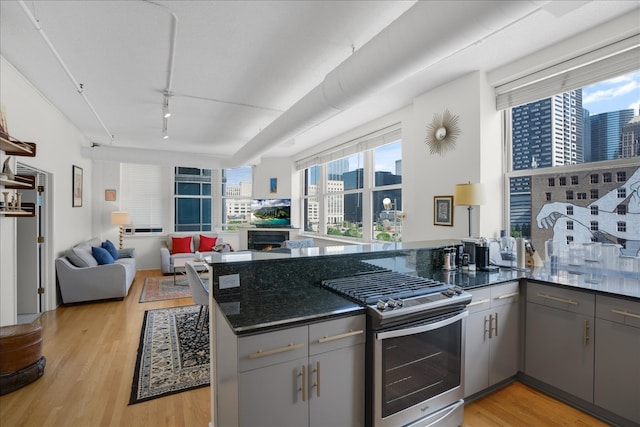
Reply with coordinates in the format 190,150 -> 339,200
467,287 -> 492,314
596,295 -> 640,328
309,315 -> 365,356
527,282 -> 594,316
491,282 -> 520,308
239,326 -> 308,371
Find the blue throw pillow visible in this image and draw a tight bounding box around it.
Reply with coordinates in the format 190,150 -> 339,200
92,246 -> 115,265
101,240 -> 119,260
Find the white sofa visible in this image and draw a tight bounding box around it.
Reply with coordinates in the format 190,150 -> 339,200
55,238 -> 136,304
160,232 -> 224,274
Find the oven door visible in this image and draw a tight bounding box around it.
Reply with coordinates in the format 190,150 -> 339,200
373,309 -> 467,427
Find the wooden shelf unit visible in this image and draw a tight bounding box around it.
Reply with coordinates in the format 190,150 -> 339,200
0,135 -> 36,157
0,202 -> 36,217
1,175 -> 36,190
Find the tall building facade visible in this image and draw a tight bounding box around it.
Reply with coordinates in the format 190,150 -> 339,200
510,90 -> 584,234
589,109 -> 635,161
619,114 -> 640,159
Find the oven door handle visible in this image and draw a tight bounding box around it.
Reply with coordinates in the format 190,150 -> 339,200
376,310 -> 468,340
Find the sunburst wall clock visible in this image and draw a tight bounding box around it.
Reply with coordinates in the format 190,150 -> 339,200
425,109 -> 461,156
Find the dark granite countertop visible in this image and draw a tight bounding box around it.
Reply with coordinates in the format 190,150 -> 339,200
211,240 -> 640,335
214,284 -> 365,336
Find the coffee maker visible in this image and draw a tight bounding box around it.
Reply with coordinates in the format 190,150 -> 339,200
462,238 -> 498,271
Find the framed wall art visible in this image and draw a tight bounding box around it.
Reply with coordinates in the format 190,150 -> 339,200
72,165 -> 83,207
270,177 -> 277,194
434,195 -> 453,226
105,189 -> 116,202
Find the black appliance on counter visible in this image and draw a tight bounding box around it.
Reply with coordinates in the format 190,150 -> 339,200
322,271 -> 471,427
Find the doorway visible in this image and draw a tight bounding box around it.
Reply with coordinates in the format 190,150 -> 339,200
16,163 -> 52,324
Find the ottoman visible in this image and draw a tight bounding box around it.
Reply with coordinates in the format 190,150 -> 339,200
0,322 -> 46,395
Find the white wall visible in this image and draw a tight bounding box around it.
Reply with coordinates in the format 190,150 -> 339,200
0,57 -> 93,326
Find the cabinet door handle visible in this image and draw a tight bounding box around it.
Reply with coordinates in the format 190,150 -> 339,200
483,316 -> 489,338
494,312 -> 499,337
487,315 -> 493,339
469,298 -> 490,307
248,343 -> 304,359
611,308 -> 640,319
497,292 -> 519,300
537,293 -> 578,305
298,364 -> 306,402
318,329 -> 364,343
312,361 -> 320,397
584,320 -> 590,347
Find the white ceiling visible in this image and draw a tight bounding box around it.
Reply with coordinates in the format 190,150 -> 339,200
1,1 -> 639,167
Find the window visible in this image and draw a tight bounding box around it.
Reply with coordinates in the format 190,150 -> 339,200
566,220 -> 574,230
545,192 -> 551,201
617,171 -> 627,182
617,221 -> 626,232
502,43 -> 639,241
590,221 -> 599,231
222,167 -> 252,230
617,205 -> 627,215
121,163 -> 167,232
590,206 -> 598,216
566,190 -> 573,200
174,167 -> 211,232
618,188 -> 627,198
566,206 -> 573,215
298,127 -> 402,242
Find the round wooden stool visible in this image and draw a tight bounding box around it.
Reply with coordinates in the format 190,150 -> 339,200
0,321 -> 46,395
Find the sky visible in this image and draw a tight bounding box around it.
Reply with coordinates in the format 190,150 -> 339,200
582,70 -> 640,116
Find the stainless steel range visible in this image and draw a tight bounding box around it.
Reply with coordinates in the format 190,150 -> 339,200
322,271 -> 471,427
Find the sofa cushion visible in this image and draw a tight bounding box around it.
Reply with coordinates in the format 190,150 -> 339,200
171,236 -> 193,254
101,240 -> 119,260
70,243 -> 99,268
198,234 -> 218,252
92,246 -> 115,265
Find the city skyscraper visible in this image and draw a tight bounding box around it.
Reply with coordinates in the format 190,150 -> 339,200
589,109 -> 635,161
510,90 -> 584,232
620,115 -> 640,158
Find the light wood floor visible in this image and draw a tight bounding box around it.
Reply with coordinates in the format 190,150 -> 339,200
0,269 -> 610,427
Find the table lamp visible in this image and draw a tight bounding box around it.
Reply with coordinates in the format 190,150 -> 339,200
454,183 -> 484,237
111,211 -> 130,249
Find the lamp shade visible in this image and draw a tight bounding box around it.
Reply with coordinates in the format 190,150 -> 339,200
454,183 -> 485,206
111,211 -> 130,226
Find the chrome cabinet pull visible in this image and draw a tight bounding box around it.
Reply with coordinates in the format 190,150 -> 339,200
497,292 -> 519,300
469,298 -> 490,307
537,293 -> 578,305
248,343 -> 304,359
488,315 -> 493,339
611,308 -> 640,319
584,320 -> 590,346
317,329 -> 364,343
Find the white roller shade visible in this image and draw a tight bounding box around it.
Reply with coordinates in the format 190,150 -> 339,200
121,163 -> 166,227
295,123 -> 401,171
496,34 -> 640,110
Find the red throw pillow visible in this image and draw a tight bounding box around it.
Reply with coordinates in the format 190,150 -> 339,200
171,236 -> 192,254
198,235 -> 218,252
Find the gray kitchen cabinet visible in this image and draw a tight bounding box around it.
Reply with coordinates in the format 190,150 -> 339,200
594,295 -> 640,424
215,310 -> 365,427
464,281 -> 520,397
525,282 -> 595,403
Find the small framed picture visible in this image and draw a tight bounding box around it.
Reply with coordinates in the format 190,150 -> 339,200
270,177 -> 277,194
434,195 -> 453,226
105,189 -> 116,201
72,165 -> 83,207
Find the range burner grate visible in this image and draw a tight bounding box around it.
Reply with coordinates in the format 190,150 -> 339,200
322,271 -> 449,305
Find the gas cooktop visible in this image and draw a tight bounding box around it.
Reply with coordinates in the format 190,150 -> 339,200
321,271 -> 471,321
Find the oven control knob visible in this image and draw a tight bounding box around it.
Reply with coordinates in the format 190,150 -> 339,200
376,300 -> 387,310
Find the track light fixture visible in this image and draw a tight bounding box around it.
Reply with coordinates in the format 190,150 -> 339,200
163,97 -> 171,118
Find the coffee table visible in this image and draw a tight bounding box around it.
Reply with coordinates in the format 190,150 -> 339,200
171,257 -> 209,285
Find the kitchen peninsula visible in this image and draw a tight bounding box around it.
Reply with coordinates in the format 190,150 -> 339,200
207,241 -> 640,427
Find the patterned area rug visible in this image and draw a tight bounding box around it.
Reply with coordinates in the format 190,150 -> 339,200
129,305 -> 210,405
139,276 -> 192,302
